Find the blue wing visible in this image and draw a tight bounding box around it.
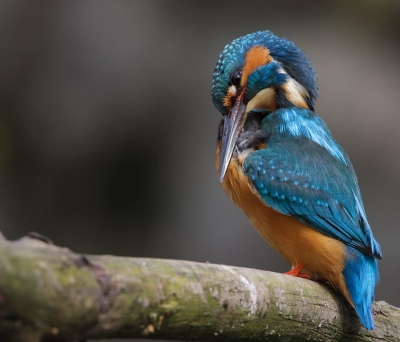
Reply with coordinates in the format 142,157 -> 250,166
243,134 -> 382,259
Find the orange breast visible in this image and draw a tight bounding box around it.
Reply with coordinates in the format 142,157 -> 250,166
216,144 -> 352,305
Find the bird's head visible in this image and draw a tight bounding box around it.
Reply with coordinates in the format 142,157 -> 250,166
211,31 -> 318,181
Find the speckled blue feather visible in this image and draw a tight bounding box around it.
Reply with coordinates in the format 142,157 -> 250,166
243,107 -> 381,329
211,31 -> 318,115
244,107 -> 381,258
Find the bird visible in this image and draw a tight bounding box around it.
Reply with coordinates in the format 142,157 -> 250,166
211,31 -> 381,330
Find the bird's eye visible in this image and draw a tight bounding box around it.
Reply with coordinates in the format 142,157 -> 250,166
230,70 -> 242,86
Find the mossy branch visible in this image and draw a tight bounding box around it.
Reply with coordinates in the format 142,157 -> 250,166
0,232 -> 398,342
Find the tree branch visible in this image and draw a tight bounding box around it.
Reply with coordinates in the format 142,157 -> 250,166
0,232 -> 398,342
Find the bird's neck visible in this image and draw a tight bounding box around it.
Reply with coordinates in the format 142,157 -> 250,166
245,78 -> 312,115
262,107 -> 348,165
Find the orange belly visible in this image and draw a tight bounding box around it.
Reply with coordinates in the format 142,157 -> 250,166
216,145 -> 352,305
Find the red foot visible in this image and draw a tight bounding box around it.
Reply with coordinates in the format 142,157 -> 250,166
284,263 -> 313,280
284,263 -> 305,276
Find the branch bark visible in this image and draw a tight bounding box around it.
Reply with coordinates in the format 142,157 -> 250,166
0,233 -> 398,342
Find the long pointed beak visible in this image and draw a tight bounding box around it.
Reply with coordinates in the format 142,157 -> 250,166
219,91 -> 247,182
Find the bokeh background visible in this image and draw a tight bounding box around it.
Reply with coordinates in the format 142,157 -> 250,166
0,1 -> 399,339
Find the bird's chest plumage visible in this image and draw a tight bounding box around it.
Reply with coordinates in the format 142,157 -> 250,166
216,142 -> 349,301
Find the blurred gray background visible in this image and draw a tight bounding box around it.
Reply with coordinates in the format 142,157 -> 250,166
0,0 -> 399,336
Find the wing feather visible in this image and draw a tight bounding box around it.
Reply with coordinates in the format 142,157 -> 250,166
243,135 -> 382,259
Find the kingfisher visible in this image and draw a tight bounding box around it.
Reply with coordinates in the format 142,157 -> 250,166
211,31 -> 381,330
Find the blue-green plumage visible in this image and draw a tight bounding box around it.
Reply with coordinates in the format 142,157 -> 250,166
245,107 -> 381,259
343,247 -> 378,330
243,107 -> 381,329
211,30 -> 381,330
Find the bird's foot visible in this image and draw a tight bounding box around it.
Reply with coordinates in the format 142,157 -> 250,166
284,263 -> 313,280
284,264 -> 331,284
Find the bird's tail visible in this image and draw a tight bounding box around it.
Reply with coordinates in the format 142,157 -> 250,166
343,246 -> 379,330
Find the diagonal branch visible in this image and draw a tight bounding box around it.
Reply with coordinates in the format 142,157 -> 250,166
0,232 -> 398,342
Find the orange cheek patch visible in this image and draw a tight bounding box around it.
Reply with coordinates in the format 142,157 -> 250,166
223,85 -> 238,108
241,46 -> 273,86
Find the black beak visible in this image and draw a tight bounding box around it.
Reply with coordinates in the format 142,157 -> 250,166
219,91 -> 247,182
